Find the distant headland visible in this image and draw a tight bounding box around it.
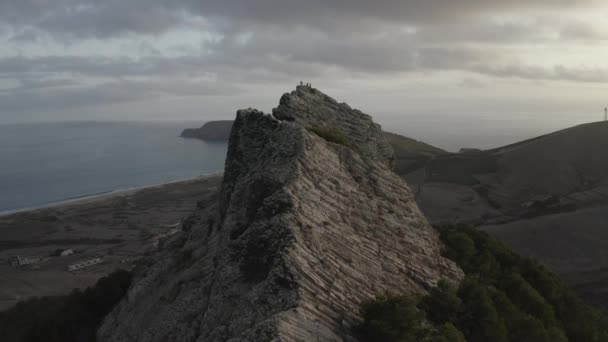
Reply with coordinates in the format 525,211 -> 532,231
180,120 -> 233,141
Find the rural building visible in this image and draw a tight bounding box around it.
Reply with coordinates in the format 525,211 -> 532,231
67,258 -> 103,271
60,249 -> 75,257
8,255 -> 43,267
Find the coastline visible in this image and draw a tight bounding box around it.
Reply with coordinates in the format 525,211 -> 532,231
0,173 -> 224,311
0,172 -> 224,218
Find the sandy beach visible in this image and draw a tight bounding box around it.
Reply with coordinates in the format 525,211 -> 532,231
0,173 -> 223,311
0,172 -> 223,217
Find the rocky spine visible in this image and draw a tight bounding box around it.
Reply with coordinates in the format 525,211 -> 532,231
98,86 -> 462,342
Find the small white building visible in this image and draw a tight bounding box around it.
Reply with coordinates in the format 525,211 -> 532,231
8,255 -> 43,267
60,249 -> 75,257
67,258 -> 102,272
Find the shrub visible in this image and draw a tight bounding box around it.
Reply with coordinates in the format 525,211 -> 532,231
306,126 -> 352,148
358,295 -> 430,341
0,269 -> 132,342
175,248 -> 194,269
358,225 -> 608,342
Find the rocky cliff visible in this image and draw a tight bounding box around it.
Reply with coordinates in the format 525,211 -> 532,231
273,86 -> 394,167
98,86 -> 462,342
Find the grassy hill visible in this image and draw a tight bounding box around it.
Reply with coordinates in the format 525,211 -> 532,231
408,121 -> 608,309
383,131 -> 447,176
416,121 -> 608,212
489,121 -> 608,207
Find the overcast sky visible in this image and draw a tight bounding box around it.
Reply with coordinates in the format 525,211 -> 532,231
1,1 -> 607,145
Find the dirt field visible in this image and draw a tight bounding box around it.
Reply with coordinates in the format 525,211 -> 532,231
481,204 -> 608,307
0,174 -> 222,311
416,182 -> 501,226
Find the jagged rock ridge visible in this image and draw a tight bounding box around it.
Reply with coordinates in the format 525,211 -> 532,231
98,86 -> 462,342
273,86 -> 394,167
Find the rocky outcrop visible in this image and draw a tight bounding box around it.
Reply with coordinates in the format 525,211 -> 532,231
98,86 -> 462,342
273,85 -> 394,167
181,120 -> 233,141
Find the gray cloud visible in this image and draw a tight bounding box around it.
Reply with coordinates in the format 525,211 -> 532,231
0,0 -> 606,118
181,0 -> 599,25
0,0 -> 602,38
0,76 -> 240,114
559,21 -> 608,40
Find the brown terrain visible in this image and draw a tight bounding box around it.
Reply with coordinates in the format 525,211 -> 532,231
0,175 -> 222,311
403,120 -> 608,306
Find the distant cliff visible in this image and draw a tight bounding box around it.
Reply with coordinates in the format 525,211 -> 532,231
99,85 -> 462,342
180,120 -> 233,141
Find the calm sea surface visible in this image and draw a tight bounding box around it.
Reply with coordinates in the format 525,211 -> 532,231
0,114 -> 596,212
0,121 -> 228,212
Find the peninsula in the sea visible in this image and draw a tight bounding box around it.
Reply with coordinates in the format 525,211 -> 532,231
180,120 -> 233,141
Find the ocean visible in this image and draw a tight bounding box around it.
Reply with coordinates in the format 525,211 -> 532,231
0,115 -> 594,213
0,121 -> 228,213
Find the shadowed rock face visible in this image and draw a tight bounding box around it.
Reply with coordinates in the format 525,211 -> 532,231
98,88 -> 462,342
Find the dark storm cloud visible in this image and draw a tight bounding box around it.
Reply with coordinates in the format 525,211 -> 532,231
179,0 -> 599,25
0,0 -> 601,38
1,1 -> 181,38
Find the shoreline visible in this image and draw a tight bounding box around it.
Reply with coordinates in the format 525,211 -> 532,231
0,172 -> 224,217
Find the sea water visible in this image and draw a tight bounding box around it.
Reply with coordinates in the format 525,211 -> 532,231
0,121 -> 228,212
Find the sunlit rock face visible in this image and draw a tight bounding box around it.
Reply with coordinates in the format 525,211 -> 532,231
98,87 -> 462,342
273,85 -> 395,167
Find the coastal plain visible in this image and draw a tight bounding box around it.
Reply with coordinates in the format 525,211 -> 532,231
0,175 -> 222,311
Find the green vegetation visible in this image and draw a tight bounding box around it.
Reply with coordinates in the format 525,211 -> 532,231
358,225 -> 608,342
358,294 -> 466,341
306,125 -> 352,148
0,269 -> 132,342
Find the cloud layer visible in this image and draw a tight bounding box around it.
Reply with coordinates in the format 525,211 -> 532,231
0,0 -> 607,122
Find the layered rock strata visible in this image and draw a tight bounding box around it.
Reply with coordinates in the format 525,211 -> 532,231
98,86 -> 462,342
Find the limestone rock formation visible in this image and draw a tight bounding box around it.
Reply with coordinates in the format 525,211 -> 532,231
273,85 -> 394,167
98,86 -> 462,342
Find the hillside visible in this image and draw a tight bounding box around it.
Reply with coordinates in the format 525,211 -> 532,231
359,225 -> 608,342
488,121 -> 608,208
411,121 -> 608,224
97,86 -> 462,341
384,131 -> 447,176
482,204 -> 608,307
404,120 -> 608,308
